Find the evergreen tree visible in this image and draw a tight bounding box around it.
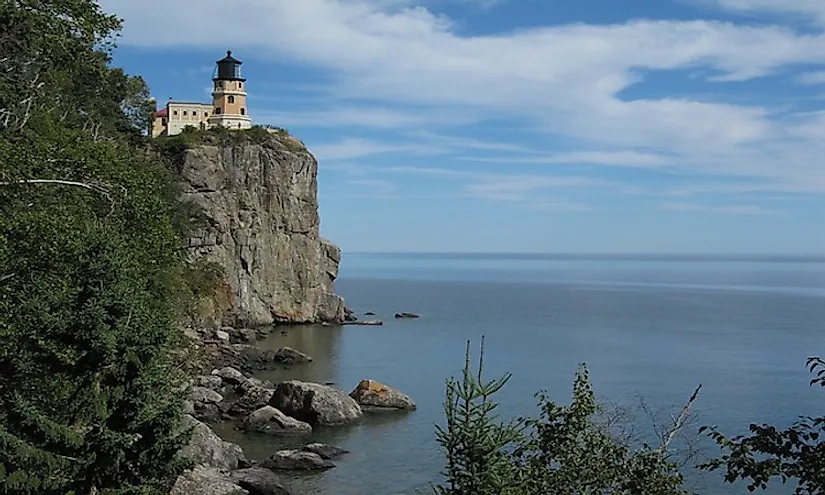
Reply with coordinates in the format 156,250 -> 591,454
0,1 -> 194,492
433,339 -> 691,495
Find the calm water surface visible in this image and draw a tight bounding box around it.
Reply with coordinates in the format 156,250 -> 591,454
213,253 -> 825,494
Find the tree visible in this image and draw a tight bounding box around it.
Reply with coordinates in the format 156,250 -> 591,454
698,357 -> 825,494
432,340 -> 694,495
0,1 -> 196,492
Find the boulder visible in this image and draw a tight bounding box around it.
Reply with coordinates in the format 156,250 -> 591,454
198,375 -> 224,390
240,377 -> 274,391
394,312 -> 419,319
244,406 -> 312,436
191,386 -> 224,405
193,402 -> 222,422
182,415 -> 247,470
230,468 -> 291,495
349,379 -> 416,411
271,346 -> 312,365
212,366 -> 246,385
364,311 -> 375,316
213,345 -> 312,373
270,380 -> 363,426
170,466 -> 248,495
216,329 -> 231,343
226,384 -> 274,417
263,450 -> 334,471
301,443 -> 348,460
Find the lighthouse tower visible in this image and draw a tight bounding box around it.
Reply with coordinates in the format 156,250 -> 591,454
208,50 -> 251,130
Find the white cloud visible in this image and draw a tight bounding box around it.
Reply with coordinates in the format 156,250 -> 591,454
796,71 -> 825,85
100,0 -> 825,193
696,0 -> 825,25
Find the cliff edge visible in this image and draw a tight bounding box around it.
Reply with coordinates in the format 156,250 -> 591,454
170,130 -> 345,326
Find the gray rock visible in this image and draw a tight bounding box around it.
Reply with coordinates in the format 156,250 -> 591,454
271,346 -> 312,364
394,312 -> 419,319
301,443 -> 348,460
349,379 -> 417,411
183,400 -> 195,415
171,465 -> 248,495
215,329 -> 231,343
244,406 -> 312,435
182,415 -> 246,470
212,366 -> 246,385
263,450 -> 335,470
226,385 -> 274,417
270,380 -> 363,426
198,375 -> 224,390
241,377 -> 274,390
177,140 -> 346,326
192,386 -> 224,405
230,468 -> 291,495
193,402 -> 222,422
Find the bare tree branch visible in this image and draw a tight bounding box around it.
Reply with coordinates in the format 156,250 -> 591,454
0,179 -> 123,215
659,384 -> 702,454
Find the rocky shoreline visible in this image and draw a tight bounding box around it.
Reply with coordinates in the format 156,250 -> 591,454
174,323 -> 417,494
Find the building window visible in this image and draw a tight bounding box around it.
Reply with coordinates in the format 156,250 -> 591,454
240,108 -> 245,116
183,110 -> 188,116
228,95 -> 235,104
215,107 -> 222,114
239,82 -> 243,89
162,118 -> 167,125
173,110 -> 178,116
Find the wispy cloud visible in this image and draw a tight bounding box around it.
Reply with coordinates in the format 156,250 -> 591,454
103,0 -> 825,194
310,137 -> 445,161
658,201 -> 781,215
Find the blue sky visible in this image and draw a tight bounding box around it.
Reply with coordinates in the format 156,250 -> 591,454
101,0 -> 825,254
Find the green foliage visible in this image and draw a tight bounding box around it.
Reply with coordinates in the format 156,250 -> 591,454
698,357 -> 825,494
152,125 -> 308,168
433,340 -> 689,495
432,338 -> 524,495
0,1 -> 199,492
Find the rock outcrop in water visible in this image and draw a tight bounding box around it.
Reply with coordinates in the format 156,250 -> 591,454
174,134 -> 346,326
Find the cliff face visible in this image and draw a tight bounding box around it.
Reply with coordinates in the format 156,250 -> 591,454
176,136 -> 346,327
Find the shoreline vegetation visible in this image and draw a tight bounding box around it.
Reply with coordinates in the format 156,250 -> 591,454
1,1 -> 824,494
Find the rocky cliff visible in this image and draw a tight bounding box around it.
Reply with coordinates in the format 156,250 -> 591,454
174,133 -> 346,327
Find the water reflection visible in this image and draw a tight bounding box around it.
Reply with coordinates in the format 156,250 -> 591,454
210,323 -> 421,494
254,324 -> 343,385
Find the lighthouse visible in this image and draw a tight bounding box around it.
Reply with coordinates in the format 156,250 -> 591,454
207,50 -> 252,130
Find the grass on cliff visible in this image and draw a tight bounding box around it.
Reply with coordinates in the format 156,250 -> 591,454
152,125 -> 309,167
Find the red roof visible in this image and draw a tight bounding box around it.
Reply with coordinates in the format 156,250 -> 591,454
154,107 -> 168,118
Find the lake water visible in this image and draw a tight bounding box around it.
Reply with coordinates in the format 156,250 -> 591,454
214,253 -> 825,494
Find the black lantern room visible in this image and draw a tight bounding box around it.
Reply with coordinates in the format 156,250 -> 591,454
214,50 -> 245,81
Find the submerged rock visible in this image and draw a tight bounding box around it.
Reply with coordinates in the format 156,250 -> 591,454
394,312 -> 419,319
349,379 -> 416,411
244,406 -> 312,436
270,380 -> 363,426
171,465 -> 248,495
301,443 -> 349,460
263,450 -> 335,471
271,346 -> 312,364
230,468 -> 291,495
343,319 -> 383,326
